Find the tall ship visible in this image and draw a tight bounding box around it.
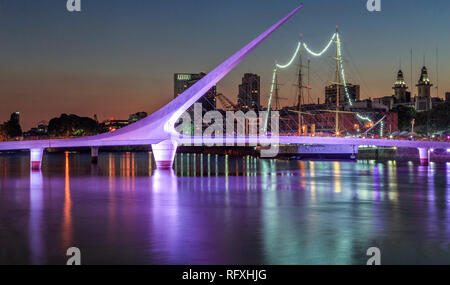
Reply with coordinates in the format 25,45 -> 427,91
271,29 -> 360,161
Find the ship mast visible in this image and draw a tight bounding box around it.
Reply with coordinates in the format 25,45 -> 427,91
274,71 -> 280,110
297,34 -> 306,135
333,26 -> 341,136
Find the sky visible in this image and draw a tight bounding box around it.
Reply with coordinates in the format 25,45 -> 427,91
0,0 -> 449,130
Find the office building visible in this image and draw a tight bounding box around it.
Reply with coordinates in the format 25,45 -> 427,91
174,72 -> 217,112
325,83 -> 360,106
237,73 -> 261,110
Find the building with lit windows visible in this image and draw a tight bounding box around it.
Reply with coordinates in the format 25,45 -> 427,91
174,72 -> 217,112
325,83 -> 360,106
237,73 -> 261,110
128,112 -> 147,123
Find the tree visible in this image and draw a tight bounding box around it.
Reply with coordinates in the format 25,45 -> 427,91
48,114 -> 100,138
0,124 -> 6,141
393,105 -> 416,132
0,113 -> 23,140
394,103 -> 450,135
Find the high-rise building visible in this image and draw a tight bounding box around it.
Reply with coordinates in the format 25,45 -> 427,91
174,72 -> 217,112
325,83 -> 360,106
415,66 -> 433,111
393,70 -> 411,103
237,73 -> 260,110
446,92 -> 450,103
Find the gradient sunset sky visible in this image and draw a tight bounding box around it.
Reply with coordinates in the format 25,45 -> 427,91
0,0 -> 449,129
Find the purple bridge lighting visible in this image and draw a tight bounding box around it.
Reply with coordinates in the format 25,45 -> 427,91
0,4 -> 448,170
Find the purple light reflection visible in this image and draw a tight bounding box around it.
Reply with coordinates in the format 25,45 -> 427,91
29,170 -> 45,264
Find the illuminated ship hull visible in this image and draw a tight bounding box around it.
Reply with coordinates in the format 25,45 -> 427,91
280,144 -> 358,160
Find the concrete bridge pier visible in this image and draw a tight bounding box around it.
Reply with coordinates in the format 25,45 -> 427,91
30,148 -> 44,171
151,140 -> 178,169
91,147 -> 99,164
418,148 -> 430,166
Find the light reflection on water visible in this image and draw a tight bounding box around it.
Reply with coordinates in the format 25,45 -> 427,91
0,151 -> 449,264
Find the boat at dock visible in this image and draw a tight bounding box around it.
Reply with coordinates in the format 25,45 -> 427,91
278,144 -> 358,160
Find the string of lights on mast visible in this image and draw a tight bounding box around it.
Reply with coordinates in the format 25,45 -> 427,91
265,29 -> 377,135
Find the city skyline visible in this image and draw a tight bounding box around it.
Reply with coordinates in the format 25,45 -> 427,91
1,0 -> 449,129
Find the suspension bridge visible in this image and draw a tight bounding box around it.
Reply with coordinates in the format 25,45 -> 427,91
0,4 -> 449,170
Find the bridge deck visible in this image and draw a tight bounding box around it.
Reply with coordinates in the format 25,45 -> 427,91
1,136 -> 448,152
179,136 -> 450,149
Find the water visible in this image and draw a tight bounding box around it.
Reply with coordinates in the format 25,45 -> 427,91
0,151 -> 450,265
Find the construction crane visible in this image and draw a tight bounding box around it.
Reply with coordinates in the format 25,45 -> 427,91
216,93 -> 238,111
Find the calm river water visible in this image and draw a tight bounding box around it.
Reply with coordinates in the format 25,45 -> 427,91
0,151 -> 450,265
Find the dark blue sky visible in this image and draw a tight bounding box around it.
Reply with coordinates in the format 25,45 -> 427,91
0,0 -> 448,129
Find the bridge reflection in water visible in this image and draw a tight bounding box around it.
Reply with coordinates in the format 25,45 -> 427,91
0,152 -> 450,264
